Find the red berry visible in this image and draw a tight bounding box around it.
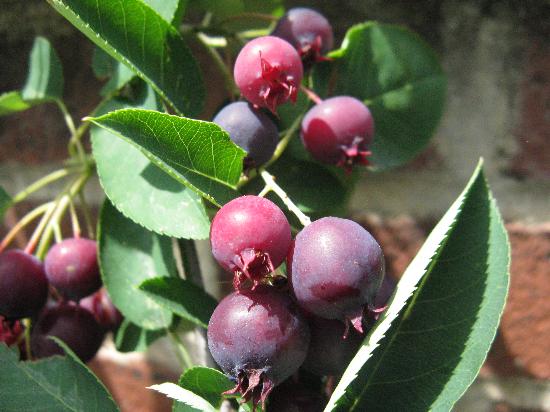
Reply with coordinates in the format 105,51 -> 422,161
80,287 -> 123,331
234,36 -> 303,113
288,217 -> 385,334
31,302 -> 105,362
301,96 -> 374,170
210,196 -> 291,290
272,7 -> 334,65
44,237 -> 101,301
0,250 -> 48,319
207,286 -> 310,410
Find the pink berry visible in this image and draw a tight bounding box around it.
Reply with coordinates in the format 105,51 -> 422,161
44,237 -> 101,301
301,96 -> 374,170
272,7 -> 334,65
288,217 -> 385,334
210,196 -> 291,290
234,36 -> 303,113
31,302 -> 105,362
0,249 -> 49,320
80,288 -> 123,331
208,286 -> 310,410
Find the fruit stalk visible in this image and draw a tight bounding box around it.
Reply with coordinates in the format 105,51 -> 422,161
260,170 -> 311,227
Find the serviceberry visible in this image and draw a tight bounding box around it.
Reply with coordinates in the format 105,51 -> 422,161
208,286 -> 310,410
234,36 -> 303,113
272,7 -> 334,66
213,101 -> 279,168
267,379 -> 326,412
288,217 -> 385,334
44,237 -> 101,301
210,195 -> 291,290
31,302 -> 105,362
80,287 -> 123,331
0,249 -> 49,319
301,96 -> 374,170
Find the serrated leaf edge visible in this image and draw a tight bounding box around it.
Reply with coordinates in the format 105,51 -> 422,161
325,159 -> 485,412
148,383 -> 216,412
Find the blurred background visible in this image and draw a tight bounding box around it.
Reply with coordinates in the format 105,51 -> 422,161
0,0 -> 548,411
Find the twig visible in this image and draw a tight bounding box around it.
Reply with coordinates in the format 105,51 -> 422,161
260,170 -> 311,227
0,202 -> 53,253
12,168 -> 74,204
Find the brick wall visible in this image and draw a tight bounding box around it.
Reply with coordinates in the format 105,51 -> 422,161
1,1 -> 548,411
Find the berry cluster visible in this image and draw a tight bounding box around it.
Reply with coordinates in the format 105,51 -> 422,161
208,201 -> 389,410
206,9 -> 385,409
213,7 -> 374,173
0,237 -> 121,362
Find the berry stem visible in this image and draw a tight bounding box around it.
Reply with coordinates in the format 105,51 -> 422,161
22,318 -> 32,361
195,32 -> 239,98
218,12 -> 278,25
12,167 -> 75,204
300,85 -> 323,105
78,191 -> 95,240
68,198 -> 81,239
0,202 -> 53,253
24,201 -> 59,255
168,331 -> 194,370
35,172 -> 91,260
260,170 -> 311,227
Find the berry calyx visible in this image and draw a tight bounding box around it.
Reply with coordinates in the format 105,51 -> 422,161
234,36 -> 303,113
0,249 -> 49,320
213,101 -> 279,168
210,196 -> 291,290
44,237 -> 101,301
288,217 -> 385,334
207,286 -> 310,410
0,316 -> 24,347
272,7 -> 334,66
31,302 -> 105,362
301,96 -> 374,171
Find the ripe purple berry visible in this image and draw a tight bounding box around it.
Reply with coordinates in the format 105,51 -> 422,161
208,286 -> 310,410
0,316 -> 24,347
0,250 -> 48,319
80,288 -> 123,331
301,96 -> 374,170
302,317 -> 363,377
210,196 -> 291,290
272,7 -> 334,65
44,237 -> 101,301
234,36 -> 303,113
288,217 -> 385,334
267,379 -> 326,412
31,302 -> 105,362
213,101 -> 279,168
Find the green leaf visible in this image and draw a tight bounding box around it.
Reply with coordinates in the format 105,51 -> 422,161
99,200 -> 176,329
175,367 -> 233,410
0,91 -> 32,116
91,87 -> 210,239
326,160 -> 510,412
88,109 -> 246,206
48,0 -> 204,116
0,186 -> 11,221
150,383 -> 216,412
114,319 -> 166,352
143,0 -> 187,25
21,36 -> 63,103
313,22 -> 446,170
139,277 -> 217,329
0,344 -> 118,412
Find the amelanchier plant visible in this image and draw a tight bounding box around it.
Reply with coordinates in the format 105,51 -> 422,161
0,1 -> 510,411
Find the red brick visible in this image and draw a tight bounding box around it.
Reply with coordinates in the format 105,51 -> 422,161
509,37 -> 550,179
